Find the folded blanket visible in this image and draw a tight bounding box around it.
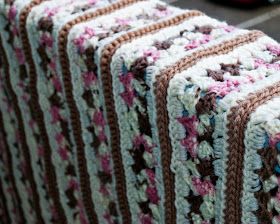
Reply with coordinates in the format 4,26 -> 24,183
0,0 -> 279,223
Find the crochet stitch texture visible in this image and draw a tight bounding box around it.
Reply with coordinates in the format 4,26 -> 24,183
0,0 -> 279,223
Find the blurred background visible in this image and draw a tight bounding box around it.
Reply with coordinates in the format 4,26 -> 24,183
167,0 -> 280,41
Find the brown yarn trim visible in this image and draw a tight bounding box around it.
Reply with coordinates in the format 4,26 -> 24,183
153,30 -> 264,224
0,34 -> 42,222
224,83 -> 280,224
58,0 -> 145,223
99,10 -> 203,223
0,111 -> 21,224
18,1 -> 67,223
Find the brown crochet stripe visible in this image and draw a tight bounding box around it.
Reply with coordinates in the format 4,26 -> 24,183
224,83 -> 280,223
58,0 -> 144,223
99,10 -> 203,224
0,110 -> 22,224
18,0 -> 67,223
153,30 -> 264,224
0,32 -> 44,223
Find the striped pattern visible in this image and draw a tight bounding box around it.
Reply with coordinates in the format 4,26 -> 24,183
0,0 -> 279,223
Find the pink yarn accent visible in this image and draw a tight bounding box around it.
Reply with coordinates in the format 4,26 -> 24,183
79,209 -> 89,224
146,186 -> 160,204
177,115 -> 198,136
50,106 -> 62,124
154,8 -> 172,18
83,71 -> 96,88
88,0 -> 98,4
98,130 -> 107,142
275,215 -> 280,223
99,185 -> 110,196
270,133 -> 280,147
19,161 -> 27,176
185,35 -> 211,50
146,169 -> 156,185
202,221 -> 211,224
84,27 -> 95,38
40,33 -> 53,48
255,58 -> 280,70
37,146 -> 44,157
120,89 -> 135,107
267,44 -> 280,56
21,93 -> 29,103
103,212 -> 114,224
267,63 -> 280,70
93,111 -> 106,127
192,177 -> 215,196
133,135 -> 154,153
26,186 -> 33,197
50,205 -> 58,221
208,79 -> 241,97
44,7 -> 59,17
220,25 -> 235,33
101,154 -> 111,174
14,48 -> 25,64
55,133 -> 64,144
140,214 -> 152,224
177,116 -> 199,157
119,72 -> 134,87
8,6 -> 17,21
58,146 -> 69,161
254,58 -> 266,69
52,76 -> 62,92
68,179 -> 79,190
49,58 -> 56,71
144,49 -> 160,62
12,26 -> 18,36
28,119 -> 35,129
180,137 -> 198,158
73,36 -> 85,52
115,18 -> 131,26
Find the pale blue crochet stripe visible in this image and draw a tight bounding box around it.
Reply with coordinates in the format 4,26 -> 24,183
242,97 -> 280,223
242,124 -> 264,224
26,2 -> 82,222
28,1 -> 121,222
146,29 -> 251,224
0,6 -> 52,222
146,69 -> 166,223
110,54 -> 140,223
0,31 -> 34,224
94,8 -> 186,223
166,79 -> 191,224
67,22 -> 122,223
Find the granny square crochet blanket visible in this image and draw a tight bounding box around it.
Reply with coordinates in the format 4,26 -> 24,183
0,0 -> 279,223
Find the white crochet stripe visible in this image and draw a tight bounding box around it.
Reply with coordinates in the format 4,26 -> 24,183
67,1 -> 182,222
243,97 -> 280,223
0,3 -> 54,222
27,0 -> 121,223
167,35 -> 279,223
110,14 -> 243,223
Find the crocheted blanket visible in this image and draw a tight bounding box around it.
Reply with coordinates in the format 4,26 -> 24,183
0,0 -> 279,223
